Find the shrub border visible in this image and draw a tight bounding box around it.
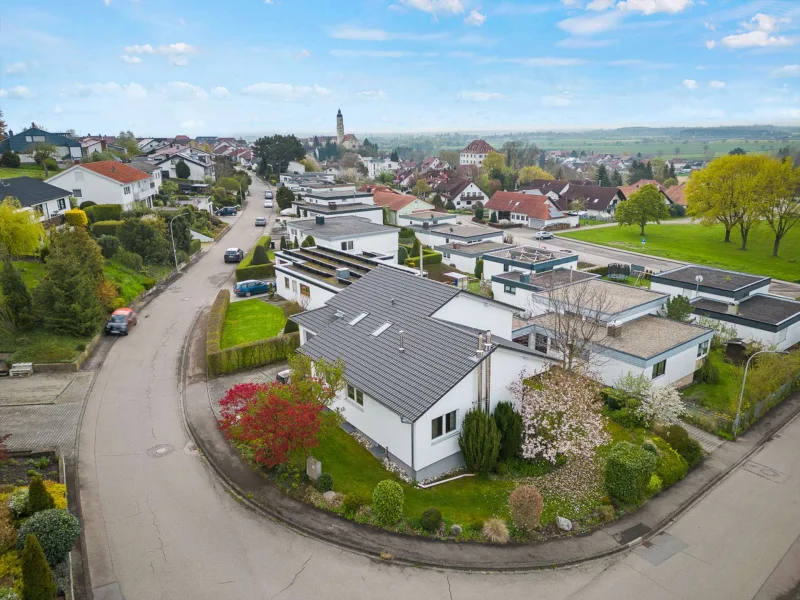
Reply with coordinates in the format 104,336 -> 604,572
234,236 -> 275,282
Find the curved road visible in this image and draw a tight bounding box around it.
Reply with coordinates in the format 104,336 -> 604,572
78,175 -> 800,600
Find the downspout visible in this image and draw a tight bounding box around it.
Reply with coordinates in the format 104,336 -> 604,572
476,333 -> 484,411
402,417 -> 415,480
484,331 -> 492,413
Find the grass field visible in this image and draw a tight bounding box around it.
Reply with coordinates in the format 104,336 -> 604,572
220,299 -> 286,348
0,164 -> 53,180
560,223 -> 800,282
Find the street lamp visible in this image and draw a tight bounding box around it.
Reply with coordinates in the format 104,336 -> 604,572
169,212 -> 190,271
732,349 -> 789,438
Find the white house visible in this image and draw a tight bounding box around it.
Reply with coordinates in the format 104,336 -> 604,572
486,191 -> 578,230
371,191 -> 434,225
286,215 -> 399,262
435,178 -> 488,209
46,161 -> 157,209
292,188 -> 384,225
434,241 -> 514,275
459,139 -> 496,167
399,210 -> 504,247
292,265 -> 553,480
286,160 -> 306,174
362,157 -> 400,180
154,153 -> 214,182
0,177 -> 71,222
482,246 -> 579,281
80,138 -> 105,157
137,138 -> 168,153
650,265 -> 800,351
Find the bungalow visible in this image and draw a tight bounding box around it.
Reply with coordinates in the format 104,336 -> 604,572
0,128 -> 82,163
286,215 -> 400,262
0,176 -> 71,222
555,185 -> 622,217
485,191 -> 578,230
435,178 -> 488,209
400,210 -> 504,247
46,161 -> 157,209
483,245 -> 579,282
650,265 -> 800,351
286,160 -> 306,174
434,241 -> 514,276
291,265 -> 553,480
372,191 -> 434,225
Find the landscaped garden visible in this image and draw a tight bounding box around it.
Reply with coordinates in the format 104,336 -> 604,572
0,445 -> 80,599
220,300 -> 286,349
559,222 -> 800,282
217,355 -> 704,544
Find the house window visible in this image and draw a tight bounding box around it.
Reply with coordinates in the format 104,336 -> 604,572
72,189 -> 82,198
652,360 -> 666,379
291,280 -> 298,293
431,410 -> 457,440
697,340 -> 710,358
284,277 -> 290,289
33,205 -> 44,215
341,241 -> 354,251
504,284 -> 516,295
503,264 -> 509,272
25,136 -> 33,142
534,333 -> 548,353
57,198 -> 66,210
347,384 -> 364,406
33,136 -> 45,143
300,284 -> 310,297
123,186 -> 131,194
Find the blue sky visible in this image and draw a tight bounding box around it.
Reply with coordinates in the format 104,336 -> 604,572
1,0 -> 799,137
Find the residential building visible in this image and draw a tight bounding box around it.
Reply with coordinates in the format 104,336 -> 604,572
483,246 -> 579,282
650,265 -> 800,351
291,265 -> 553,480
154,153 -> 214,181
554,185 -> 623,217
371,191 -> 434,225
0,127 -> 82,163
286,215 -> 399,262
80,138 -> 106,157
46,161 -> 157,209
291,187 -> 384,224
485,191 -> 578,229
665,182 -> 687,207
362,157 -> 400,179
435,178 -> 488,209
400,210 -> 504,247
434,241 -> 514,275
0,176 -> 71,222
619,179 -> 674,204
286,160 -> 306,174
129,161 -> 163,191
459,139 -> 496,167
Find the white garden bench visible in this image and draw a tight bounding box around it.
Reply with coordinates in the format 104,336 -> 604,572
9,362 -> 33,377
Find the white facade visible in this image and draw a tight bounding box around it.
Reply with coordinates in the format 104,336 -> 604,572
287,226 -> 399,263
156,156 -> 214,181
414,226 -> 503,248
459,151 -> 489,167
275,268 -> 338,311
430,293 -> 515,340
439,250 -> 479,274
363,158 -> 400,179
450,182 -> 488,209
286,160 -> 306,174
46,166 -> 157,209
27,195 -> 70,221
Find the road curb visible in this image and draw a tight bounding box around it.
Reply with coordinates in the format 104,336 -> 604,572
552,235 -> 685,269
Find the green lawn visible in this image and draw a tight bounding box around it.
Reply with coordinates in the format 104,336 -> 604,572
220,299 -> 286,348
560,223 -> 800,282
103,260 -> 171,303
0,164 -> 52,180
12,261 -> 47,289
0,328 -> 92,364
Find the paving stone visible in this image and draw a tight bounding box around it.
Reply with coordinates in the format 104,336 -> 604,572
680,420 -> 725,454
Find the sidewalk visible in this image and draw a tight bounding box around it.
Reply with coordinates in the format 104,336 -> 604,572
182,314 -> 800,570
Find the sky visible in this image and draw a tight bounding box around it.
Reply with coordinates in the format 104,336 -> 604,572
1,0 -> 799,137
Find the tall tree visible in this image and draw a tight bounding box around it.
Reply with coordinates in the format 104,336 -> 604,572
480,151 -> 505,176
518,165 -> 553,185
390,149 -> 400,162
0,108 -> 6,140
610,169 -> 623,187
411,179 -> 431,197
0,197 -> 46,256
21,534 -> 57,600
615,184 -> 669,235
755,157 -> 800,256
0,254 -> 36,330
555,166 -> 564,180
597,164 -> 611,187
252,134 -> 305,176
117,131 -> 139,156
31,143 -> 57,176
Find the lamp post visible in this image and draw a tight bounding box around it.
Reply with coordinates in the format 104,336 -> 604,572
169,212 -> 189,271
732,349 -> 789,438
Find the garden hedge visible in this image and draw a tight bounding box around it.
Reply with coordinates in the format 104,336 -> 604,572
64,209 -> 88,228
234,236 -> 274,282
205,289 -> 230,373
207,333 -> 299,377
92,219 -> 123,237
372,480 -> 404,525
604,441 -> 656,504
404,250 -> 442,267
651,436 -> 688,487
84,204 -> 122,223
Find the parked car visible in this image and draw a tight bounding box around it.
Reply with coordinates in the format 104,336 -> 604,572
276,369 -> 291,384
215,206 -> 237,216
264,200 -> 273,208
105,308 -> 137,336
233,279 -> 274,297
534,231 -> 554,240
264,191 -> 274,199
255,217 -> 267,227
224,248 -> 244,263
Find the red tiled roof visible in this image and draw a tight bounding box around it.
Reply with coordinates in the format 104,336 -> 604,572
373,191 -> 426,212
461,139 -> 496,154
619,179 -> 664,198
80,161 -> 150,184
486,191 -> 565,220
358,185 -> 396,193
665,182 -> 687,206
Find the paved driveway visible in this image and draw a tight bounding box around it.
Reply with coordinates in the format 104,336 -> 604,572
78,173 -> 800,599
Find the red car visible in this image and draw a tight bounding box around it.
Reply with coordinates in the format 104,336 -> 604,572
105,308 -> 138,335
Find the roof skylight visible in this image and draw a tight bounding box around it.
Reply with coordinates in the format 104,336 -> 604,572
349,312 -> 369,325
371,322 -> 392,336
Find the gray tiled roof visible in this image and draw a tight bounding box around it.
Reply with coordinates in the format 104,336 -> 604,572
296,266 -> 492,421
290,216 -> 395,239
0,177 -> 70,208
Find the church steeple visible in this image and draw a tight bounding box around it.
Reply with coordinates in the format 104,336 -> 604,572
336,108 -> 344,145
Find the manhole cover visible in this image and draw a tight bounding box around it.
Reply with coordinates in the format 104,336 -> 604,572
743,460 -> 789,483
147,444 -> 175,458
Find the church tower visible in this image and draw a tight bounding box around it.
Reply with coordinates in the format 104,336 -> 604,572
336,108 -> 344,144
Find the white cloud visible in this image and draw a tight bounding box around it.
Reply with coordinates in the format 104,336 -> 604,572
329,25 -> 444,41
709,80 -> 726,89
357,90 -> 388,100
541,91 -> 573,107
211,86 -> 231,99
295,49 -> 312,59
104,0 -> 111,5
155,81 -> 208,100
586,0 -> 614,10
122,42 -> 197,66
705,40 -> 716,49
616,0 -> 692,14
5,60 -> 38,75
397,0 -> 464,14
171,56 -> 189,67
53,105 -> 63,114
772,64 -> 800,77
180,119 -> 204,129
557,11 -> 622,35
721,13 -> 791,49
120,54 -> 142,64
241,82 -> 332,100
124,44 -> 154,54
464,10 -> 486,26
555,37 -> 615,48
491,2 -> 558,15
682,79 -> 698,89
0,86 -> 35,99
330,49 -> 414,58
64,82 -> 147,99
515,57 -> 587,66
704,21 -> 716,31
458,91 -> 504,101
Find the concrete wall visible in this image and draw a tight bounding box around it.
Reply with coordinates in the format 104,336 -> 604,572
415,228 -> 503,248
695,314 -> 800,352
439,251 -> 477,275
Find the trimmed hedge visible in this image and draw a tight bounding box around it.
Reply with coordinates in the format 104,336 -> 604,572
64,209 -> 88,227
404,250 -> 442,267
651,436 -> 688,487
604,441 -> 656,504
235,236 -> 274,282
85,204 -> 122,223
92,219 -> 123,237
372,480 -> 404,525
206,289 -> 230,373
207,333 -> 299,377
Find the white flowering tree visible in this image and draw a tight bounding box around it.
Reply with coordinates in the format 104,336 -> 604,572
635,384 -> 685,426
510,368 -> 609,465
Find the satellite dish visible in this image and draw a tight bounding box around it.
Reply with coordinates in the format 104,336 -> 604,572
695,275 -> 704,284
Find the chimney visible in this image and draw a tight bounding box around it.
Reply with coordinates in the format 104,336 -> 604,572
335,267 -> 350,279
476,333 -> 485,358
315,215 -> 325,225
607,322 -> 622,338
520,271 -> 531,284
398,330 -> 405,353
726,303 -> 739,315
452,242 -> 461,250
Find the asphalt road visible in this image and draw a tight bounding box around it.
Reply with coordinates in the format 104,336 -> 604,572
78,175 -> 800,599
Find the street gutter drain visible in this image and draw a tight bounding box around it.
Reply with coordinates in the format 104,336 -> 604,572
147,444 -> 175,458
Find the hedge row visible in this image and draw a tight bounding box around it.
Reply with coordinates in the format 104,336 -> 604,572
85,204 -> 122,223
405,250 -> 442,267
206,289 -> 230,374
208,332 -> 299,377
234,236 -> 273,282
92,219 -> 123,237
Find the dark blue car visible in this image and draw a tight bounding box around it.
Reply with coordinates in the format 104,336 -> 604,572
233,279 -> 274,297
